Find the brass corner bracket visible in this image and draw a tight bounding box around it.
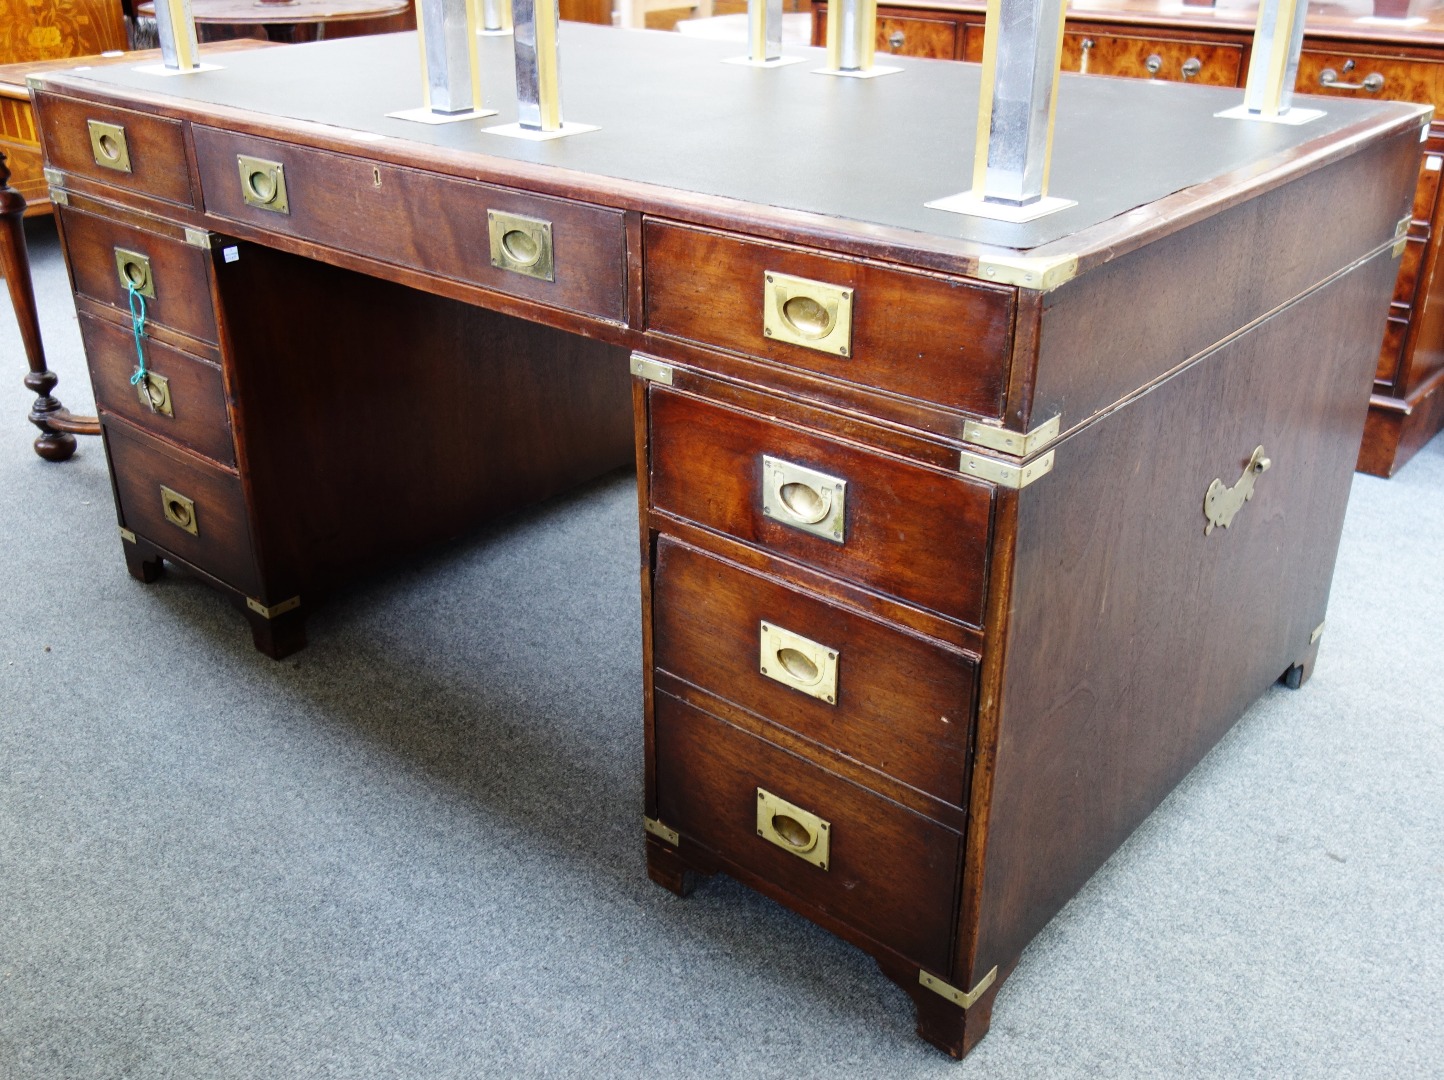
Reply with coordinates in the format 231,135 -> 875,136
246,595 -> 301,619
975,254 -> 1078,292
963,414 -> 1060,457
629,354 -> 674,385
919,965 -> 998,1009
643,816 -> 679,846
959,448 -> 1055,490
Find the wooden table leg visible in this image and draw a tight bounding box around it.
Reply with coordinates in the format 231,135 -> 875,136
0,150 -> 100,462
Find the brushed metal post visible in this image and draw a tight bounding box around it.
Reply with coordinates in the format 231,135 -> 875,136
973,0 -> 1068,206
1242,0 -> 1309,117
826,0 -> 873,72
514,0 -> 562,131
482,0 -> 513,33
154,0 -> 201,72
418,0 -> 482,114
750,0 -> 784,63
925,0 -> 1075,219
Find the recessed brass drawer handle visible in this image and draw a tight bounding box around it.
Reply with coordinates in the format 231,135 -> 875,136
488,210 -> 555,282
762,271 -> 854,357
761,455 -> 846,543
137,371 -> 173,417
114,248 -> 155,299
160,485 -> 198,536
759,621 -> 838,704
238,155 -> 290,213
88,120 -> 131,173
756,788 -> 831,870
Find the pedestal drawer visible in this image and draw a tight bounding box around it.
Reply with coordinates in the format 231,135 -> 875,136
35,94 -> 195,207
643,219 -> 1015,419
655,691 -> 961,973
104,418 -> 259,597
60,205 -> 219,345
653,536 -> 976,805
82,313 -> 235,467
648,386 -> 993,627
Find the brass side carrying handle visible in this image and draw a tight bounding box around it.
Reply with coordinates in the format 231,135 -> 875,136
237,155 -> 290,214
756,788 -> 831,870
1319,68 -> 1385,92
1203,445 -> 1271,536
114,248 -> 155,299
762,271 -> 854,357
761,455 -> 847,544
488,210 -> 555,282
759,621 -> 839,704
87,120 -> 131,173
160,485 -> 198,536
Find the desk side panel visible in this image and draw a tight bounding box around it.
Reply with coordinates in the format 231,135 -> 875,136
962,245 -> 1400,984
1029,126 -> 1421,435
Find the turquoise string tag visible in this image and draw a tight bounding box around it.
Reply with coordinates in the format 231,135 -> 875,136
127,281 -> 149,393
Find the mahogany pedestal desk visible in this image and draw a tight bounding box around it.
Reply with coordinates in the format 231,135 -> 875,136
30,28 -> 1425,1057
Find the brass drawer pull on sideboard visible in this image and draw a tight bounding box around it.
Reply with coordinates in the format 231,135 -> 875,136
1203,445 -> 1271,536
238,156 -> 290,213
756,788 -> 831,870
759,621 -> 839,704
87,120 -> 131,173
489,210 -> 556,281
1319,67 -> 1384,93
160,485 -> 199,536
763,271 -> 854,357
114,248 -> 155,299
761,455 -> 847,543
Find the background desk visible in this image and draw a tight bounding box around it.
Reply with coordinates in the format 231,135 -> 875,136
31,27 -> 1423,1056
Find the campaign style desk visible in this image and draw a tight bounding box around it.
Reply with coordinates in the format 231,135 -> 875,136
814,0 -> 1444,475
30,28 -> 1425,1057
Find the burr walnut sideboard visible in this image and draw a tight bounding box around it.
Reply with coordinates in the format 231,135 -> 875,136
30,27 -> 1424,1056
813,0 -> 1444,476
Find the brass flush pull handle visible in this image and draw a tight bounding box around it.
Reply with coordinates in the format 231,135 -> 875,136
756,788 -> 831,870
160,485 -> 198,536
488,210 -> 555,282
1203,445 -> 1271,536
762,271 -> 854,357
87,120 -> 131,173
759,621 -> 838,704
114,248 -> 155,299
761,455 -> 846,543
237,155 -> 290,213
136,371 -> 173,417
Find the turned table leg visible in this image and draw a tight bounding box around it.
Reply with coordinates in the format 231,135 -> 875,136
0,150 -> 100,461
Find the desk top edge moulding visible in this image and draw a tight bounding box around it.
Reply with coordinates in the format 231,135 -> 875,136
30,21 -> 1424,1058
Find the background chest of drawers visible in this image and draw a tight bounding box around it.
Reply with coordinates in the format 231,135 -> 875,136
32,29 -> 1424,1056
813,0 -> 1444,477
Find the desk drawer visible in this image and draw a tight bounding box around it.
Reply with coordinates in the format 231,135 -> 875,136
35,94 -> 195,207
105,419 -> 259,596
191,127 -> 627,323
653,537 -> 976,805
1295,50 -> 1444,107
644,220 -> 1015,419
60,205 -> 219,345
81,312 -> 235,467
654,691 -> 962,974
648,387 -> 992,627
876,15 -> 959,59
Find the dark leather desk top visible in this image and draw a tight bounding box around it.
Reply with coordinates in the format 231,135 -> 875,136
41,25 -> 1426,256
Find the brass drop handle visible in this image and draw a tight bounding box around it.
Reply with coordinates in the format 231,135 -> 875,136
759,622 -> 839,704
136,371 -> 173,417
1181,57 -> 1202,79
762,271 -> 854,358
1145,53 -> 1163,75
488,210 -> 555,282
887,30 -> 905,51
1319,68 -> 1385,92
1203,445 -> 1271,536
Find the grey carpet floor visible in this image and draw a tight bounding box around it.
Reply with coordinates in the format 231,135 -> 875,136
2,216 -> 1441,1078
